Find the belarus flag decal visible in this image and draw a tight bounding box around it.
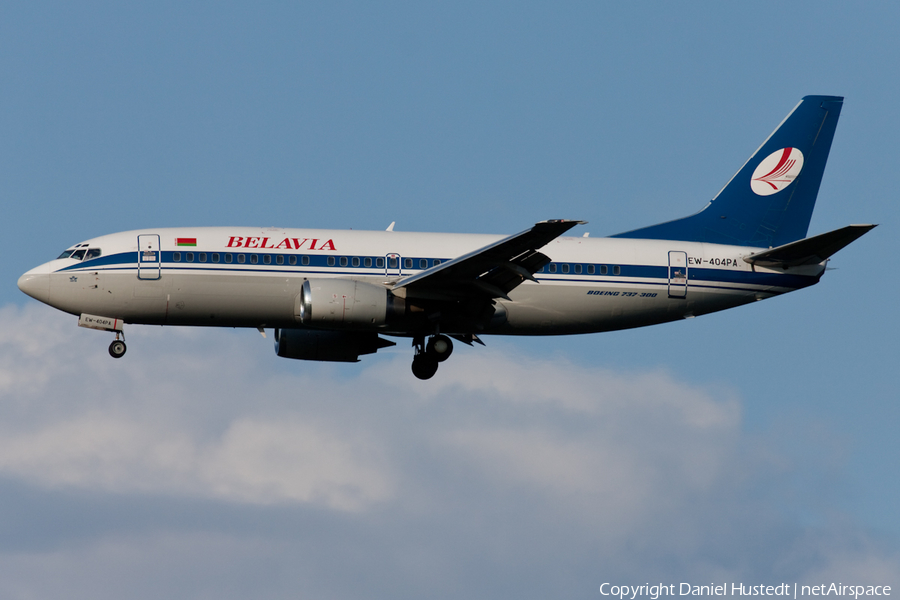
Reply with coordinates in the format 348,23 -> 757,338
176,238 -> 197,246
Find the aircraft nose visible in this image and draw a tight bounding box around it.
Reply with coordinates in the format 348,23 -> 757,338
17,268 -> 51,304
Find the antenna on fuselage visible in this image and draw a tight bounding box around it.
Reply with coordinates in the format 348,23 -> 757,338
386,222 -> 395,232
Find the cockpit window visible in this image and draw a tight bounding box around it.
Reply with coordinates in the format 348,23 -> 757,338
57,247 -> 101,261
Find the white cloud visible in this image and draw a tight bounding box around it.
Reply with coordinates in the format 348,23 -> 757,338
0,413 -> 392,510
198,417 -> 392,508
414,353 -> 744,531
0,303 -> 897,597
0,305 -> 394,511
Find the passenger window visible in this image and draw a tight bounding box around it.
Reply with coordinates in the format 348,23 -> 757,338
561,264 -> 570,274
549,264 -> 557,274
389,257 -> 398,269
238,255 -> 245,264
186,252 -> 194,262
212,253 -> 220,263
376,257 -> 385,268
276,255 -> 284,265
340,257 -> 348,267
199,253 -> 207,262
263,255 -> 271,265
364,257 -> 372,268
173,252 -> 181,262
587,265 -> 595,275
419,259 -> 427,269
352,257 -> 360,267
225,253 -> 233,263
250,255 -> 258,264
327,257 -> 335,267
613,266 -> 621,275
600,265 -> 608,275
433,259 -> 441,266
574,264 -> 582,274
289,256 -> 296,266
404,258 -> 412,269
302,256 -> 310,266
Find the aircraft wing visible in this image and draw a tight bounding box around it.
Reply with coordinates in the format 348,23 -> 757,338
394,219 -> 585,301
742,224 -> 877,268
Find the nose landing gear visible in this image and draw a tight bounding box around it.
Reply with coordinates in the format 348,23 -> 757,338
78,314 -> 127,359
411,334 -> 454,380
108,332 -> 127,358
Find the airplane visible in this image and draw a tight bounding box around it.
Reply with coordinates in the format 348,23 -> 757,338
18,95 -> 875,379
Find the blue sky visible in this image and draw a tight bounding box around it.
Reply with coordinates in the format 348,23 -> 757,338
1,2 -> 898,598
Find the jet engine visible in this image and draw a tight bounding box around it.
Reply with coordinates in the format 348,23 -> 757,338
274,328 -> 395,362
296,279 -> 403,327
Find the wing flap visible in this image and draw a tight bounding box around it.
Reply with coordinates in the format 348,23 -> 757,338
395,220 -> 583,300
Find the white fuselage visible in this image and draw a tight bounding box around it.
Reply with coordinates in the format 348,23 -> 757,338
18,226 -> 825,337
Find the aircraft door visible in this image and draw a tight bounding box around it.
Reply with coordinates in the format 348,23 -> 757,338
385,253 -> 402,278
668,251 -> 687,298
137,234 -> 161,280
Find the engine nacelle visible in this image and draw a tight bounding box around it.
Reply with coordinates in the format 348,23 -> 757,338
297,279 -> 400,327
274,328 -> 395,362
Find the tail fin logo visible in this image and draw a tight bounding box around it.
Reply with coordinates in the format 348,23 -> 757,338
750,147 -> 804,196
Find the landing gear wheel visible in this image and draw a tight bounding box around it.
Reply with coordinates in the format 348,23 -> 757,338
411,353 -> 439,380
109,340 -> 127,358
426,335 -> 453,362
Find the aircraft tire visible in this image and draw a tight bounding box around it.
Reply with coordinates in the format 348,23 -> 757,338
109,340 -> 127,359
426,335 -> 453,362
412,354 -> 439,380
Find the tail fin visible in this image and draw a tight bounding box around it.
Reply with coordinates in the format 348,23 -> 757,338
612,96 -> 844,247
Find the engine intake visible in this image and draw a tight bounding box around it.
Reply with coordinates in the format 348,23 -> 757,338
274,328 -> 395,362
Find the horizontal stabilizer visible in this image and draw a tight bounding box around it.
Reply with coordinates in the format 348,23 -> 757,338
743,224 -> 876,268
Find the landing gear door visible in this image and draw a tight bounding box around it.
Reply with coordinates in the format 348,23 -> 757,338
137,234 -> 161,280
668,251 -> 688,298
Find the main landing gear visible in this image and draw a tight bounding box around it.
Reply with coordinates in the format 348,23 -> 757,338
411,334 -> 453,380
108,332 -> 127,358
